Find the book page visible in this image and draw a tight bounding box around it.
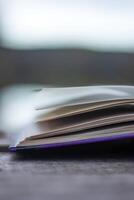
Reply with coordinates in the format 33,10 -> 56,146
34,85 -> 134,110
36,99 -> 134,122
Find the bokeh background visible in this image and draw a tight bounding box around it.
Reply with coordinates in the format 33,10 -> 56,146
0,0 -> 134,87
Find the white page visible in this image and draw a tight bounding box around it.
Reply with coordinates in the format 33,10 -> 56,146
34,85 -> 134,110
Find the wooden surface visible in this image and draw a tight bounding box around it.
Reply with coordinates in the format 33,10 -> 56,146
0,140 -> 134,200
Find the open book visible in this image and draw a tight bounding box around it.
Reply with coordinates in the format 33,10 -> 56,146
10,85 -> 134,151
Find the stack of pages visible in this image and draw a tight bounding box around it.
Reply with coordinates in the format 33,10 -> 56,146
10,85 -> 134,151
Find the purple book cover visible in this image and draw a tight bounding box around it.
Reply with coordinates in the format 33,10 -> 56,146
10,132 -> 134,151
